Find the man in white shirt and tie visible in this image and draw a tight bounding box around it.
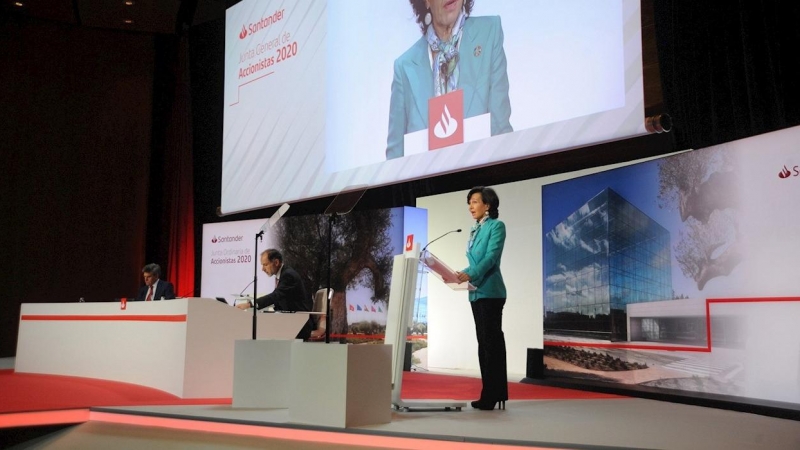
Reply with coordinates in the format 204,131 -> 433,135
136,263 -> 176,301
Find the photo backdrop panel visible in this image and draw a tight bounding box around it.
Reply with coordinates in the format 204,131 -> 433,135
201,218 -> 274,300
418,182 -> 541,376
201,207 -> 427,335
541,125 -> 800,405
417,156 -> 670,376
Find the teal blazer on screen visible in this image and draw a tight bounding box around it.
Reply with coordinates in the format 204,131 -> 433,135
386,16 -> 513,160
463,218 -> 506,301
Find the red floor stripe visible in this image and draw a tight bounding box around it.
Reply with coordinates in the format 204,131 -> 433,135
0,409 -> 90,429
90,412 -> 570,450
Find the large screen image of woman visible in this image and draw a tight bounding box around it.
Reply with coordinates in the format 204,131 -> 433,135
222,0 -> 642,214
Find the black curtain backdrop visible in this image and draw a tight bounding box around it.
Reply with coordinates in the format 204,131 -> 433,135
165,35 -> 197,299
188,18 -> 225,288
152,33 -> 196,298
0,17 -> 195,357
0,15 -> 179,357
654,0 -> 800,150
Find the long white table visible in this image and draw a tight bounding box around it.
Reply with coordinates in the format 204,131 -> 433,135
15,298 -> 309,398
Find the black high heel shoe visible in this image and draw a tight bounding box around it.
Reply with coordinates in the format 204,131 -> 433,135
470,399 -> 506,410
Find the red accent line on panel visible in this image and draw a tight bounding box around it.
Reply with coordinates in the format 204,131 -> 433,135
707,296 -> 800,303
705,297 -> 799,352
706,299 -> 713,351
21,315 -> 188,322
229,72 -> 274,106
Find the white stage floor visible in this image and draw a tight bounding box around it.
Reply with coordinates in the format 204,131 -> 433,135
72,396 -> 800,450
4,354 -> 800,450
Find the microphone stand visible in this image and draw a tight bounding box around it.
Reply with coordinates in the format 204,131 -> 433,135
247,203 -> 290,341
421,229 -> 462,255
417,229 -> 461,335
252,230 -> 264,340
325,213 -> 336,344
238,279 -> 254,297
321,187 -> 367,344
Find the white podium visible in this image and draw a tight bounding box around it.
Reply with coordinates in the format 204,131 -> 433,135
288,343 -> 392,428
385,247 -> 467,411
233,339 -> 296,408
16,298 -> 308,398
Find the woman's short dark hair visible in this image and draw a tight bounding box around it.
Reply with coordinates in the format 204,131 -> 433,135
409,0 -> 475,34
467,186 -> 499,219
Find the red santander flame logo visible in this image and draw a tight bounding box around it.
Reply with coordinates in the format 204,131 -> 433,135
433,105 -> 458,138
777,164 -> 799,179
211,236 -> 218,243
239,25 -> 248,39
428,89 -> 464,150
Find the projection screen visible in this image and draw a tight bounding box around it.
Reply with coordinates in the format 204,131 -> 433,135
222,0 -> 644,214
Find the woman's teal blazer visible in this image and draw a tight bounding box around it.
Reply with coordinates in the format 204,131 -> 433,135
463,218 -> 506,301
386,16 -> 513,159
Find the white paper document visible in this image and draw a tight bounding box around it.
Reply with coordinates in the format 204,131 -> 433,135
421,252 -> 476,291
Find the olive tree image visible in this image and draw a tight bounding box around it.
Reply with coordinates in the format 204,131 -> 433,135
275,209 -> 394,334
658,147 -> 742,290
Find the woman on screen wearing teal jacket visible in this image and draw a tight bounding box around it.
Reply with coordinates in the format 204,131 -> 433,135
386,0 -> 513,160
457,186 -> 508,411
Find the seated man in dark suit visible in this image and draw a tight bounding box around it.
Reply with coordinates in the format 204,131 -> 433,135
135,263 -> 176,301
236,249 -> 313,340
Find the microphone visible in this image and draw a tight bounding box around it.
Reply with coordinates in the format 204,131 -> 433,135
422,229 -> 462,253
239,279 -> 255,296
256,203 -> 290,240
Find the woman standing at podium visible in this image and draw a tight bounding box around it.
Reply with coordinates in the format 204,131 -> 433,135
456,186 -> 508,410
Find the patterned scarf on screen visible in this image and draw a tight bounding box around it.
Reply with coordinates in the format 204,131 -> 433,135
426,9 -> 467,97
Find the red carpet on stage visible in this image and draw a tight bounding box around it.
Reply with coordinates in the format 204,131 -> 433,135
0,370 -> 228,414
0,369 -> 621,415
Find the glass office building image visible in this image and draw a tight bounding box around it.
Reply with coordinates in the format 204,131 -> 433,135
544,188 -> 672,341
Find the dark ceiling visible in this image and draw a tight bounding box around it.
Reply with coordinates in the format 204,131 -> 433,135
3,0 -> 226,34
3,0 -> 663,112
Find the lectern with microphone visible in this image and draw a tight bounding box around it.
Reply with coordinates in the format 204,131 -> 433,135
384,238 -> 468,412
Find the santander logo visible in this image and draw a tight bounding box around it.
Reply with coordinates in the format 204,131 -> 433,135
428,89 -> 464,150
433,105 -> 459,139
239,9 -> 284,41
213,235 -> 244,243
778,165 -> 799,179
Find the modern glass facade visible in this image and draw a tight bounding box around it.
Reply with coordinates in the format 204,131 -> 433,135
544,188 -> 672,341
